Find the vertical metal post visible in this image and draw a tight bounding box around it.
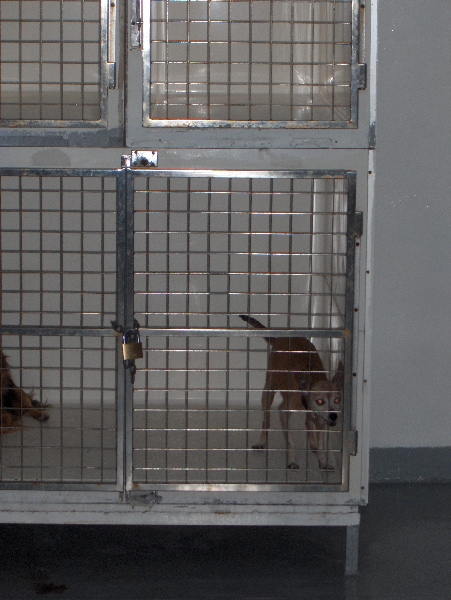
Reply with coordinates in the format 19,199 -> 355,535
116,166 -> 128,490
345,524 -> 359,575
124,165 -> 136,491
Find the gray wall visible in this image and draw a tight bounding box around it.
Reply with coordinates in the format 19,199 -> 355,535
371,0 -> 451,449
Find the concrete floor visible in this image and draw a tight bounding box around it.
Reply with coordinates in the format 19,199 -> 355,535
0,483 -> 449,599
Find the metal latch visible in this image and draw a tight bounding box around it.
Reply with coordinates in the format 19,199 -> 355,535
131,0 -> 143,48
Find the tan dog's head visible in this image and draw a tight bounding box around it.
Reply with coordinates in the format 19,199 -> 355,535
296,361 -> 344,427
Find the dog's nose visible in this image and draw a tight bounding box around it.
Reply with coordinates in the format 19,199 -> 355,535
329,412 -> 338,422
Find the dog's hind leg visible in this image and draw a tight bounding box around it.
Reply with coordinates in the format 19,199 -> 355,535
252,374 -> 275,450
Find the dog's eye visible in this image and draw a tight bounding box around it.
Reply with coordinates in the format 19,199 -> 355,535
316,398 -> 324,406
334,397 -> 341,404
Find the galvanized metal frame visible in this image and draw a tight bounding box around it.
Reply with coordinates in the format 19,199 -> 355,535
125,167 -> 358,493
141,0 -> 364,129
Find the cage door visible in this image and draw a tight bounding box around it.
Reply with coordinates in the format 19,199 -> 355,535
128,169 -> 356,489
0,0 -> 122,147
126,0 -> 371,148
0,168 -> 123,489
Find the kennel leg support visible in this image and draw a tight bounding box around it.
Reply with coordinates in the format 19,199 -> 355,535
345,524 -> 360,575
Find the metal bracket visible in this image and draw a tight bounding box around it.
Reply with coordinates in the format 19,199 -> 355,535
130,150 -> 158,168
356,64 -> 367,90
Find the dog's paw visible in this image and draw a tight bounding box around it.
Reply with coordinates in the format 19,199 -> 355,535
252,443 -> 266,450
319,463 -> 335,471
287,462 -> 299,470
38,413 -> 50,422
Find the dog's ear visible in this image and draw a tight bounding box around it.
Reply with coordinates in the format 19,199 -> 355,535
332,361 -> 344,389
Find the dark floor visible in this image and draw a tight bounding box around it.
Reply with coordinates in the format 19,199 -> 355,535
0,484 -> 450,599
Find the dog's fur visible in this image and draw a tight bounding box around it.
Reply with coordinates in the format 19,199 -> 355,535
0,351 -> 50,434
240,315 -> 343,470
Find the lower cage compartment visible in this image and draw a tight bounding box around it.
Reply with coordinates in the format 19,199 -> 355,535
0,335 -> 118,484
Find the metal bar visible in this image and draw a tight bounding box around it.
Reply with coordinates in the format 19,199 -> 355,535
0,328 -> 117,337
0,168 -> 121,178
130,169 -> 354,180
125,482 -> 347,493
138,329 -> 347,338
116,167 -> 128,490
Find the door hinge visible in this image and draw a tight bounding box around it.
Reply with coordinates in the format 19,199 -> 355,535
356,63 -> 367,90
347,430 -> 358,456
131,0 -> 143,48
353,212 -> 364,237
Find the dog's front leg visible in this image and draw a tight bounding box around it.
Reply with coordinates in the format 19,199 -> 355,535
307,417 -> 333,470
15,388 -> 50,423
279,394 -> 298,469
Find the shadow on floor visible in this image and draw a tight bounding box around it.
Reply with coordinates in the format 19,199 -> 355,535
0,484 -> 450,599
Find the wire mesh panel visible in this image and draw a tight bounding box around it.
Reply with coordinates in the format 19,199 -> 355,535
133,334 -> 344,484
134,174 -> 348,329
143,0 -> 358,127
0,169 -> 121,488
132,170 -> 354,486
0,0 -> 105,124
0,173 -> 117,327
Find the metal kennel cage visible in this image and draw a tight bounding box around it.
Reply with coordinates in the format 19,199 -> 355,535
0,163 -> 366,575
0,0 -> 375,578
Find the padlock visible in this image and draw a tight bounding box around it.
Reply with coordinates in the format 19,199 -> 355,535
122,330 -> 143,361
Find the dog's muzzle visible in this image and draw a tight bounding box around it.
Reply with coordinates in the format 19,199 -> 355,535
327,412 -> 338,427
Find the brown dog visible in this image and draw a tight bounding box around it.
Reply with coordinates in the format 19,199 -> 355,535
240,315 -> 343,470
0,351 -> 50,433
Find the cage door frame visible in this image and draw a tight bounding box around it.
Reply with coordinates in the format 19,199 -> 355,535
124,167 -> 358,493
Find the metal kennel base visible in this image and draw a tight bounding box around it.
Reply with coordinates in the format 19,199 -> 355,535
0,164 -> 366,574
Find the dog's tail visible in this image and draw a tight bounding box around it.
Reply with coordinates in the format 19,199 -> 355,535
239,315 -> 272,343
